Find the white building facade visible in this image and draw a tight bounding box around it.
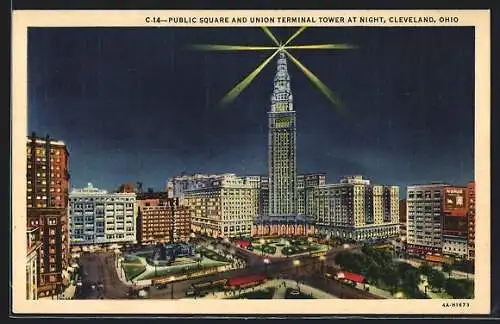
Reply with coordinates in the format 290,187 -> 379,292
183,174 -> 258,238
405,184 -> 446,255
69,183 -> 137,246
313,176 -> 400,241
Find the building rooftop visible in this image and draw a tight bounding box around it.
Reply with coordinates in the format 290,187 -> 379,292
27,133 -> 66,146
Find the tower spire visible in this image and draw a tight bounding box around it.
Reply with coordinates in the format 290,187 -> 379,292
271,51 -> 293,112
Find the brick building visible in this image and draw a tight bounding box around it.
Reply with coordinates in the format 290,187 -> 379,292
26,226 -> 43,300
27,208 -> 69,298
137,197 -> 191,244
467,181 -> 475,260
26,133 -> 70,298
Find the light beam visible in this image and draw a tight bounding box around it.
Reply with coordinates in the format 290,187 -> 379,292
284,44 -> 357,50
189,27 -> 356,108
260,26 -> 281,46
283,50 -> 342,108
188,44 -> 278,51
283,26 -> 308,46
220,49 -> 282,106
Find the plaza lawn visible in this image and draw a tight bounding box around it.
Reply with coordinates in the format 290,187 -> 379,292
196,247 -> 230,262
134,251 -> 153,259
282,244 -> 320,256
253,244 -> 277,255
124,258 -> 143,265
284,288 -> 315,299
122,264 -> 146,281
229,287 -> 276,299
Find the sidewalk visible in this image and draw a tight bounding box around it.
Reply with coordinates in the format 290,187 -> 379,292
357,283 -> 393,299
272,282 -> 287,299
295,280 -> 338,299
200,279 -> 337,300
396,258 -> 474,280
58,284 -> 76,300
115,256 -> 134,286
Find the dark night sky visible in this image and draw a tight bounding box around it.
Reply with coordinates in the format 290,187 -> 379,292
28,27 -> 474,196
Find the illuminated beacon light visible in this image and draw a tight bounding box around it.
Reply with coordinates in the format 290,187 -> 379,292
190,26 -> 356,108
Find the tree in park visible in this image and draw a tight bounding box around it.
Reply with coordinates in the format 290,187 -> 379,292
382,265 -> 400,295
427,269 -> 446,292
365,261 -> 381,283
445,278 -> 468,298
419,263 -> 433,277
401,267 -> 421,295
442,263 -> 454,278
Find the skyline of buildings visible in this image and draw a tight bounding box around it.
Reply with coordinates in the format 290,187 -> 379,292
23,51 -> 476,299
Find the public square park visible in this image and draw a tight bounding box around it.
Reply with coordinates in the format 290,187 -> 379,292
119,242 -> 243,282
235,236 -> 330,258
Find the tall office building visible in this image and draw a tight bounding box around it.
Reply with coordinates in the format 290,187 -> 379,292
297,173 -> 326,217
467,181 -> 475,260
406,184 -> 447,256
68,183 -> 137,247
399,199 -> 408,241
312,176 -> 399,241
27,208 -> 69,298
184,174 -> 257,238
26,133 -> 70,298
253,52 -> 315,237
268,52 -> 297,217
441,186 -> 469,259
137,197 -> 191,245
27,133 -> 70,209
167,173 -> 233,203
406,182 -> 474,260
258,176 -> 270,217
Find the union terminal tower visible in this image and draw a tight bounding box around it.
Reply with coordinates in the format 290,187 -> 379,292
253,52 -> 315,237
269,52 -> 297,216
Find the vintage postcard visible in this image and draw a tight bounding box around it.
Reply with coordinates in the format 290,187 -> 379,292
12,9 -> 490,315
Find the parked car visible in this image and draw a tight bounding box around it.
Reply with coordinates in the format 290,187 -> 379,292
155,283 -> 168,289
185,288 -> 197,297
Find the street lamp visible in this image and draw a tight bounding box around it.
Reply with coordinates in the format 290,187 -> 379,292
154,260 -> 158,277
319,255 -> 326,275
263,258 -> 270,276
293,259 -> 300,276
169,276 -> 175,299
119,257 -> 125,280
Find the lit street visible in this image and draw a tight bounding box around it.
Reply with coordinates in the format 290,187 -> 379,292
74,243 -> 379,300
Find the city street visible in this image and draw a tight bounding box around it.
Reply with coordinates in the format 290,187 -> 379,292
76,252 -> 129,299
75,243 -> 378,300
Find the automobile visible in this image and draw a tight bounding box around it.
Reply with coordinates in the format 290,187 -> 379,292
155,283 -> 168,289
91,284 -> 96,290
290,290 -> 300,296
76,280 -> 83,287
185,288 -> 197,297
